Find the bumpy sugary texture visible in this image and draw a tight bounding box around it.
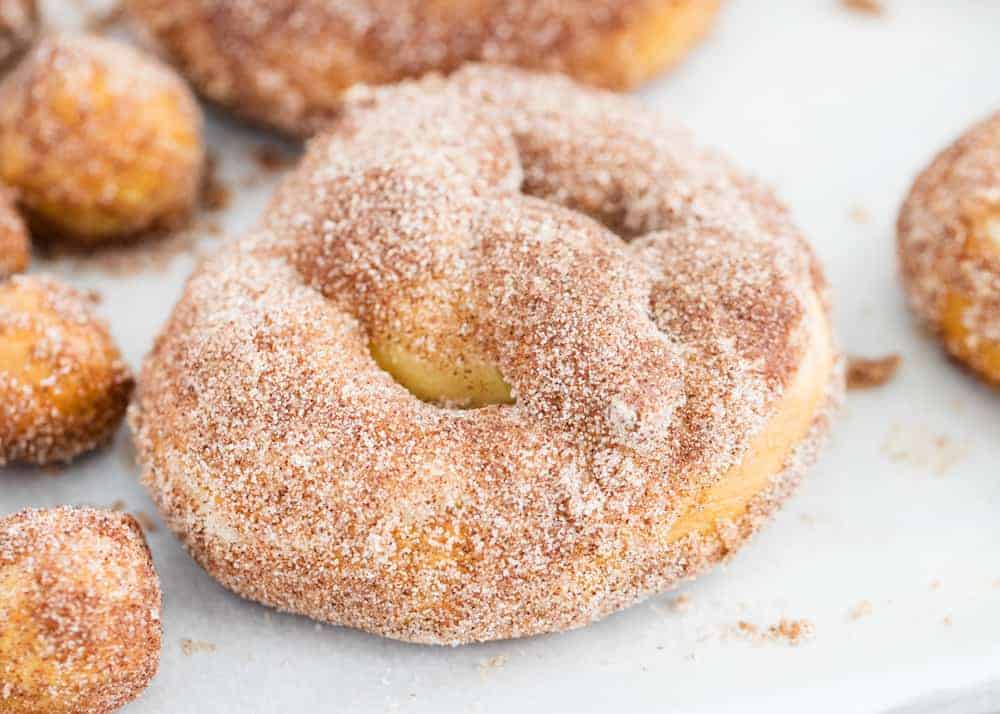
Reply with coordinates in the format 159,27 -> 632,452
0,187 -> 29,277
127,0 -> 719,135
132,66 -> 841,644
0,33 -> 204,246
898,111 -> 1000,384
0,507 -> 162,714
0,275 -> 134,465
0,0 -> 37,69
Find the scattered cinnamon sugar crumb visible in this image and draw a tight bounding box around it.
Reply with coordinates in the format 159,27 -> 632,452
670,594 -> 692,613
201,151 -> 231,212
46,217 -> 223,276
841,0 -> 884,16
478,655 -> 508,679
252,145 -> 297,173
732,618 -> 814,645
848,600 -> 873,621
847,354 -> 901,389
942,615 -> 953,626
180,639 -> 216,655
737,620 -> 758,637
133,510 -> 159,533
767,618 -> 814,644
109,499 -> 126,512
849,205 -> 871,224
882,424 -> 966,476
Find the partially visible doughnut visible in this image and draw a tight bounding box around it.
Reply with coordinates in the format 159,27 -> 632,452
0,0 -> 37,70
0,188 -> 29,277
0,33 -> 204,246
0,507 -> 161,714
0,275 -> 133,465
127,0 -> 720,135
898,111 -> 1000,384
132,66 -> 841,644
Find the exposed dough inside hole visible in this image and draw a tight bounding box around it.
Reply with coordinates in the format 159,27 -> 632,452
370,338 -> 513,408
367,292 -> 514,408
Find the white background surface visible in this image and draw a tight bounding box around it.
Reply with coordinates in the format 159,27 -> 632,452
5,1 -> 1000,712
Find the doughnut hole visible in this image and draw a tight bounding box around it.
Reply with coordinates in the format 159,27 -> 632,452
0,276 -> 134,465
935,203 -> 1000,384
0,508 -> 161,714
368,289 -> 513,408
0,33 -> 204,246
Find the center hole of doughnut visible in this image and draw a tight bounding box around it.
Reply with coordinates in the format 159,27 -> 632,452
369,333 -> 514,409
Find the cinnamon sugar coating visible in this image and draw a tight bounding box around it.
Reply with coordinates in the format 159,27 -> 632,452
898,111 -> 1000,384
127,0 -> 719,135
0,275 -> 134,465
0,0 -> 37,69
0,507 -> 162,714
0,187 -> 29,277
132,67 -> 841,644
0,33 -> 204,246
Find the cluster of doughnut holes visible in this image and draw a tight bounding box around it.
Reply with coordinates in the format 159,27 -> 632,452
0,507 -> 162,714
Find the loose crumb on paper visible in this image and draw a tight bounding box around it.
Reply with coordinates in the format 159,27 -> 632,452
201,151 -> 232,212
841,0 -> 884,16
847,354 -> 902,390
729,618 -> 814,646
133,510 -> 159,533
849,204 -> 871,224
180,638 -> 217,655
253,145 -> 298,173
882,424 -> 966,475
848,600 -> 873,621
478,655 -> 508,680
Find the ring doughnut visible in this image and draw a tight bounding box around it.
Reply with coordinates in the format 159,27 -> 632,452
0,33 -> 204,246
0,188 -> 29,277
0,507 -> 161,714
898,111 -> 1000,384
127,0 -> 720,136
132,66 -> 842,644
1,275 -> 134,466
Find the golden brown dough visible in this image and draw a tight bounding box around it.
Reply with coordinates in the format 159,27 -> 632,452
0,275 -> 133,465
127,0 -> 720,135
0,507 -> 162,714
898,111 -> 1000,384
0,33 -> 204,246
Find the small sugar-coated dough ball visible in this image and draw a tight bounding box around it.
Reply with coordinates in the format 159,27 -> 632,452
0,33 -> 204,246
0,275 -> 134,465
0,507 -> 162,713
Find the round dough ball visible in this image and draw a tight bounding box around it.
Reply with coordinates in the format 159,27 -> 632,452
0,507 -> 162,713
0,275 -> 134,465
0,33 -> 204,246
